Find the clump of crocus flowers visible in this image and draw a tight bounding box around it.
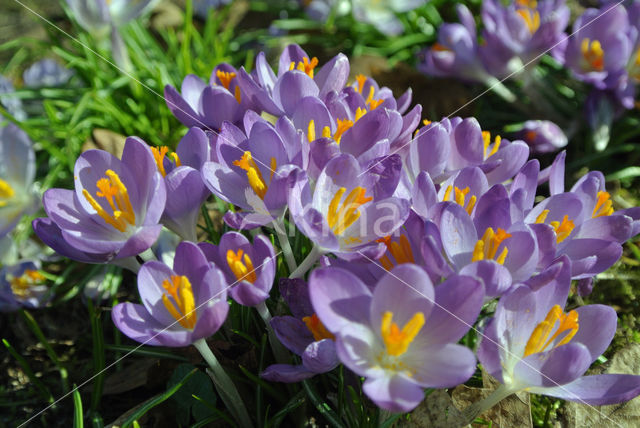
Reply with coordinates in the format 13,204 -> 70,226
31,43 -> 640,424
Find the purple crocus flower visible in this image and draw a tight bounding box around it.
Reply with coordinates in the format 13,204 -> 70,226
165,63 -> 252,130
201,113 -> 303,229
33,137 -> 166,265
524,170 -> 633,279
419,5 -> 491,84
261,278 -> 339,382
288,153 -> 409,258
437,189 -> 539,297
0,261 -> 49,312
199,232 -> 276,307
480,0 -> 569,77
235,44 -> 349,117
516,120 -> 568,154
309,264 -> 484,412
0,124 -> 39,238
112,241 -> 229,347
558,4 -> 632,90
150,128 -> 212,241
23,59 -> 74,88
471,256 -> 640,420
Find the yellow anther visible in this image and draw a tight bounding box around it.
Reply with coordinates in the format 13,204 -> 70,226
592,191 -> 614,218
516,0 -> 538,7
82,170 -> 136,232
454,186 -> 470,207
226,249 -> 257,283
422,119 -> 432,126
482,131 -> 502,159
321,126 -> 332,139
355,74 -> 367,93
216,70 -> 237,90
471,227 -> 512,264
377,235 -> 415,270
549,215 -> 575,243
151,146 -> 169,177
355,107 -> 367,122
380,311 -> 425,357
524,305 -> 578,357
302,313 -> 335,341
444,185 -> 476,215
290,57 -> 319,78
516,8 -> 541,34
334,119 -> 354,143
368,98 -> 384,110
535,209 -> 550,224
327,186 -> 373,235
234,86 -> 242,104
581,38 -> 605,71
0,178 -> 15,207
233,151 -> 275,200
307,120 -> 316,143
161,275 -> 197,329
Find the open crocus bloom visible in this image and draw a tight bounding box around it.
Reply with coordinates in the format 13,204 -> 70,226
309,264 -> 484,412
33,137 -> 166,264
0,124 -> 39,238
199,231 -> 276,307
0,261 -> 49,312
475,256 -> 640,414
112,241 -> 229,347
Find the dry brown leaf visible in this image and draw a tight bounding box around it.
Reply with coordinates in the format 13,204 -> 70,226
82,128 -> 127,158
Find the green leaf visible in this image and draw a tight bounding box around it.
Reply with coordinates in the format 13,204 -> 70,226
167,364 -> 217,425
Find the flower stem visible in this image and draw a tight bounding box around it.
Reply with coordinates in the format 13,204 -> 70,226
459,384 -> 516,425
288,245 -> 322,279
256,301 -> 290,364
485,77 -> 517,104
138,248 -> 157,263
193,338 -> 253,428
273,218 -> 297,273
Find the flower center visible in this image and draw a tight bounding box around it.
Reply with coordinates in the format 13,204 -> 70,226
443,185 -> 477,215
524,304 -> 578,357
592,191 -> 614,218
233,151 -> 276,200
289,56 -> 319,78
471,227 -> 511,264
82,170 -> 136,233
482,131 -> 502,159
630,48 -> 640,82
534,210 -> 575,243
307,118 -> 355,144
10,269 -> 46,298
216,70 -> 241,103
226,249 -> 257,283
380,311 -> 425,357
302,313 -> 335,341
151,146 -> 181,177
327,186 -> 373,235
581,38 -> 605,72
161,275 -> 197,330
0,178 -> 15,207
516,7 -> 540,34
377,234 -> 415,271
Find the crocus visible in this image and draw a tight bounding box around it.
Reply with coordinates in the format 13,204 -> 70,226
288,153 -> 409,258
480,0 -> 569,77
151,127 -> 212,241
33,137 -> 166,265
0,124 -> 39,238
471,256 -> 640,421
164,63 -> 252,130
261,278 -> 339,382
199,231 -> 276,307
516,120 -> 568,154
0,75 -> 26,121
558,4 -> 632,90
23,59 -> 74,88
309,264 -> 483,412
201,112 -> 302,229
112,241 -> 229,346
0,261 -> 49,311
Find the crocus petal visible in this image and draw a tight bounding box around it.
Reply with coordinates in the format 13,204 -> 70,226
570,305 -> 617,362
362,375 -> 425,413
261,364 -> 316,382
514,343 -> 592,388
404,343 -> 477,388
111,302 -> 191,347
301,339 -> 339,373
532,374 -> 640,406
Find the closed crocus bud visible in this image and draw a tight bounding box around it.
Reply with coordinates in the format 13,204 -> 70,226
517,120 -> 568,154
0,124 -> 39,238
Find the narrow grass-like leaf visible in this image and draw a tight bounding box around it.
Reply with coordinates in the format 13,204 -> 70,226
2,338 -> 52,402
73,386 -> 84,428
